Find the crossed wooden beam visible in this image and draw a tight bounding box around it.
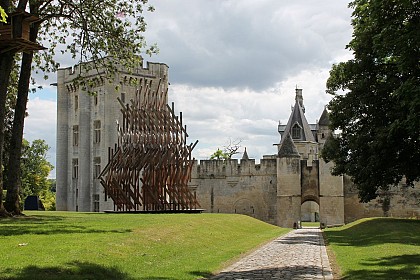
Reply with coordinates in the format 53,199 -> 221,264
99,79 -> 199,212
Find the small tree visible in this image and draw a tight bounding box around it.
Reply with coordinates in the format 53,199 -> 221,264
210,148 -> 229,160
20,139 -> 53,199
223,138 -> 242,159
210,139 -> 243,160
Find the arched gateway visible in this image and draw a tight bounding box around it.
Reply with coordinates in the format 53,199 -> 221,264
276,89 -> 344,228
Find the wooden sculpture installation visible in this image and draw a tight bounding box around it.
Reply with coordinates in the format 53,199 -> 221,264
99,79 -> 200,212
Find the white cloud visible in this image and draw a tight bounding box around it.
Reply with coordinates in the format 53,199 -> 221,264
145,0 -> 353,90
168,66 -> 334,161
25,0 -> 355,175
24,98 -> 57,178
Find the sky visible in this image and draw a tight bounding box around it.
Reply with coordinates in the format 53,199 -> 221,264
24,0 -> 354,178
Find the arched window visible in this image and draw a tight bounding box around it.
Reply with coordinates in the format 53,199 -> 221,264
292,123 -> 301,139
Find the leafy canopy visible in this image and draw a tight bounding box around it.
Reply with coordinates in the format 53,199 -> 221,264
28,0 -> 158,88
210,148 -> 230,160
20,139 -> 53,200
322,0 -> 420,202
0,5 -> 6,23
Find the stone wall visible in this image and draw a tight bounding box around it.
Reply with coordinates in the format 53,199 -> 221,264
343,176 -> 420,223
318,159 -> 344,226
191,159 -> 278,225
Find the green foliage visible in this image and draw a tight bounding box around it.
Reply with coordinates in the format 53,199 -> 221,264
20,139 -> 54,206
0,5 -> 7,23
0,212 -> 289,279
210,138 -> 242,160
30,0 -> 158,88
210,148 -> 230,160
39,187 -> 55,211
323,0 -> 420,202
324,218 -> 420,279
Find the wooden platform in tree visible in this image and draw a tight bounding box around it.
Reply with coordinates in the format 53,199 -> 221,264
0,10 -> 46,53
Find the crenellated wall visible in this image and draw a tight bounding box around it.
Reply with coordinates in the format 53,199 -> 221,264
190,159 -> 278,225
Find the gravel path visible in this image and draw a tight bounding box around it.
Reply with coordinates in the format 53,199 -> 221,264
210,228 -> 333,280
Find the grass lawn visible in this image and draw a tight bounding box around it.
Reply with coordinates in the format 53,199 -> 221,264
324,218 -> 420,280
301,221 -> 320,228
0,211 -> 289,280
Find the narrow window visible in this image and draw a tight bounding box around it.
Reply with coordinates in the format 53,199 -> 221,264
72,158 -> 79,179
94,157 -> 101,178
94,94 -> 98,106
121,92 -> 126,103
93,194 -> 100,212
75,95 -> 79,111
94,120 -> 101,143
73,125 -> 79,146
292,123 -> 301,139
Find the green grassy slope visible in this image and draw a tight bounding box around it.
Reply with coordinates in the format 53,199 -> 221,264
0,212 -> 289,280
324,218 -> 420,280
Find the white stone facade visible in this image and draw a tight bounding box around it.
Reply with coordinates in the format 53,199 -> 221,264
56,60 -> 168,211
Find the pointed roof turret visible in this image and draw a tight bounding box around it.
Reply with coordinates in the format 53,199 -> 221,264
280,88 -> 315,144
278,134 -> 300,158
242,147 -> 249,160
318,106 -> 330,126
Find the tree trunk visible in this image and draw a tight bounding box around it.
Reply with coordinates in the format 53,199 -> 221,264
0,0 -> 13,217
0,52 -> 15,217
3,53 -> 33,214
4,21 -> 39,215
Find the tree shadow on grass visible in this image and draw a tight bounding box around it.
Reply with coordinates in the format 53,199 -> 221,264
342,254 -> 420,280
0,261 -> 135,280
189,270 -> 214,279
0,215 -> 132,236
325,218 -> 420,247
0,215 -> 65,223
0,223 -> 131,236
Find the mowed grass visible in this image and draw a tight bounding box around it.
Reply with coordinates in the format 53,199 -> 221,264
324,218 -> 420,280
0,211 -> 289,280
301,221 -> 320,228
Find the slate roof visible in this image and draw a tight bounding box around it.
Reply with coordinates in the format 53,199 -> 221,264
318,107 -> 330,126
280,91 -> 315,143
242,147 -> 249,160
278,134 -> 300,158
277,89 -> 317,157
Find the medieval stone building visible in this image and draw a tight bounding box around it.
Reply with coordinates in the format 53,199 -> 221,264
55,59 -> 168,211
191,89 -> 419,227
55,60 -> 419,227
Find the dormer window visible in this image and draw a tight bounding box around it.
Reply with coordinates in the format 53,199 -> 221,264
292,123 -> 302,139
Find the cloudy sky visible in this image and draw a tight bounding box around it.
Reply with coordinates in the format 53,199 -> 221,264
25,0 -> 354,178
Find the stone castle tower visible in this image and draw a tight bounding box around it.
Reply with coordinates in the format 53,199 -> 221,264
275,88 -> 344,227
56,59 -> 168,211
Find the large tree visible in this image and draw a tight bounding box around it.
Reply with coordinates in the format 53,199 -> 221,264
322,0 -> 420,202
0,0 -> 156,215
